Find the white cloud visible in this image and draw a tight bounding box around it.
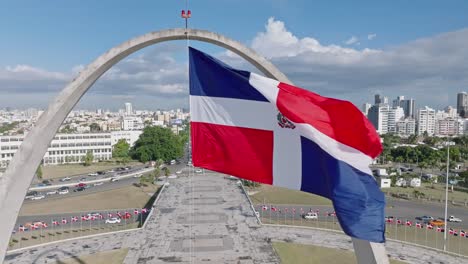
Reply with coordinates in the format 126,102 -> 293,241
345,36 -> 359,45
368,33 -> 377,40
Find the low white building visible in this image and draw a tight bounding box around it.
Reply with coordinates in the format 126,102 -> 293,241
0,133 -> 113,168
110,130 -> 142,147
379,178 -> 391,188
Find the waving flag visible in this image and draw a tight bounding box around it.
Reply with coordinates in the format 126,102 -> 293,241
189,47 -> 385,242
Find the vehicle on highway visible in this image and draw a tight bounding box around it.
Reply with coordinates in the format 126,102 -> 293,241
415,216 -> 434,223
60,177 -> 72,182
167,175 -> 177,179
93,182 -> 104,186
88,172 -> 98,176
58,188 -> 69,195
110,177 -> 119,182
74,187 -> 86,192
30,194 -> 45,200
133,174 -> 142,178
46,190 -> 58,195
303,212 -> 318,220
87,212 -> 101,218
195,169 -> 202,173
429,219 -> 445,227
76,183 -> 87,188
448,216 -> 462,222
176,170 -> 182,174
105,217 -> 121,224
25,191 -> 38,200
97,171 -> 106,175
107,169 -> 115,173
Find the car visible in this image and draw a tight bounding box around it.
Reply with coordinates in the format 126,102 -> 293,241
87,212 -> 101,217
97,171 -> 106,175
429,219 -> 445,227
167,175 -> 177,179
110,177 -> 119,182
60,177 -> 72,182
107,169 -> 115,173
93,182 -> 104,186
170,160 -> 176,165
303,212 -> 318,220
25,191 -> 38,199
87,173 -> 98,176
448,216 -> 462,222
133,174 -> 142,178
74,187 -> 86,192
105,217 -> 121,224
46,190 -> 58,195
176,170 -> 182,174
42,180 -> 52,186
195,169 -> 202,173
30,194 -> 45,200
415,216 -> 434,223
75,183 -> 87,188
79,177 -> 87,182
58,189 -> 69,195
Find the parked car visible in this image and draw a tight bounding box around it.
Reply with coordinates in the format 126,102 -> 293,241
195,169 -> 202,173
58,188 -> 69,195
79,177 -> 87,182
448,216 -> 462,222
429,219 -> 445,227
87,173 -> 98,176
87,212 -> 101,217
74,187 -> 86,192
93,182 -> 104,186
133,174 -> 142,178
303,212 -> 318,220
105,217 -> 121,224
75,183 -> 87,188
46,190 -> 58,195
176,170 -> 182,174
60,177 -> 72,182
42,180 -> 52,186
110,177 -> 119,182
97,171 -> 106,175
30,194 -> 45,200
416,216 -> 434,223
25,191 -> 38,200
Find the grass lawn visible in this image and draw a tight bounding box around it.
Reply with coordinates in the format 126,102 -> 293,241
42,161 -> 143,180
273,242 -> 407,264
250,184 -> 331,206
54,248 -> 129,264
19,185 -> 159,215
384,183 -> 468,202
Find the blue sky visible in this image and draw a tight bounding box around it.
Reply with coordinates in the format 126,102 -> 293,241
1,0 -> 468,110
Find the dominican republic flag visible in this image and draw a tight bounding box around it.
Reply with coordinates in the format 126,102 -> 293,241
189,47 -> 385,242
71,216 -> 78,223
52,220 -> 59,226
141,208 -> 148,214
61,218 -> 68,224
81,215 -> 88,221
18,225 -> 25,232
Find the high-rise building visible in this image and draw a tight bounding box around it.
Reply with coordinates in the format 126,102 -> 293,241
392,96 -> 415,118
417,106 -> 436,136
368,105 -> 389,134
396,118 -> 416,137
374,94 -> 388,105
125,102 -> 133,116
361,103 -> 372,116
387,107 -> 405,133
457,92 -> 468,117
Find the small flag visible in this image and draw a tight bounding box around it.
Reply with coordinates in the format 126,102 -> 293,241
406,220 -> 412,226
42,222 -> 48,228
71,216 -> 78,222
52,220 -> 59,226
99,214 -> 104,219
61,218 -> 68,224
416,222 -> 422,228
426,224 -> 433,230
461,230 -> 466,237
397,219 -> 402,224
141,208 -> 148,214
134,209 -> 139,215
18,225 -> 25,232
108,213 -> 113,218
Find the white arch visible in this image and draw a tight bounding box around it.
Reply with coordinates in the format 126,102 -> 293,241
0,28 -> 291,260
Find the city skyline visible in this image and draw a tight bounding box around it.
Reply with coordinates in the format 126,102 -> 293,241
1,1 -> 468,110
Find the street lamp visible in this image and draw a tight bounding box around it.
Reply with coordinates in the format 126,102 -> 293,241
443,141 -> 455,251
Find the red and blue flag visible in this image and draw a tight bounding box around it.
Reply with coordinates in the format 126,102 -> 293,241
189,47 -> 385,243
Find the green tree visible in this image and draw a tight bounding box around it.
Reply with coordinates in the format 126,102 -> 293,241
89,123 -> 101,132
36,165 -> 43,180
84,150 -> 94,166
113,139 -> 130,160
130,126 -> 184,162
162,167 -> 170,176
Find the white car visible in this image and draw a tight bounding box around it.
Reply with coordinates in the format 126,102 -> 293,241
58,189 -> 69,195
176,170 -> 182,174
110,177 -> 119,182
93,182 -> 104,186
60,177 -> 72,182
30,194 -> 46,200
167,175 -> 177,179
195,169 -> 202,173
105,218 -> 121,224
133,174 -> 142,178
46,190 -> 58,195
303,212 -> 318,220
448,216 -> 462,222
88,173 -> 98,176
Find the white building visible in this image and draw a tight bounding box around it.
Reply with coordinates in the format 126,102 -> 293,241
1,133 -> 113,168
122,116 -> 144,130
435,118 -> 464,136
110,130 -> 142,147
125,102 -> 133,116
361,103 -> 372,116
387,107 -> 405,133
417,106 -> 436,136
368,105 -> 389,134
396,118 -> 416,137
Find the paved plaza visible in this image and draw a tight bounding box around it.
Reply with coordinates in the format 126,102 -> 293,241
4,172 -> 468,264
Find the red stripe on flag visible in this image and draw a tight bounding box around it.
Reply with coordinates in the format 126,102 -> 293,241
276,82 -> 382,158
191,122 -> 273,184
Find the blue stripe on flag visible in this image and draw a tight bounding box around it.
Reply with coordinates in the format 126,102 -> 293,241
300,136 -> 385,243
189,47 -> 269,102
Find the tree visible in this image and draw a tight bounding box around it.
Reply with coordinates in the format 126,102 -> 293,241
84,150 -> 94,166
89,123 -> 101,132
130,126 -> 184,162
113,139 -> 130,160
162,167 -> 170,176
36,165 -> 43,180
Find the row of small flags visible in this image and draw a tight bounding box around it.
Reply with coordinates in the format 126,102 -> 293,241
17,208 -> 149,232
260,205 -> 336,216
385,218 -> 466,237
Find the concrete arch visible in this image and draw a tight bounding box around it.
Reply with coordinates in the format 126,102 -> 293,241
0,28 -> 292,260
